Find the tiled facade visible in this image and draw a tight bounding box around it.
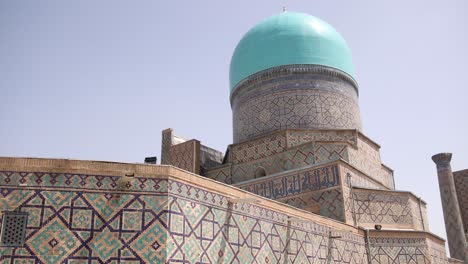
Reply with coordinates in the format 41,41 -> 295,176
0,158 -> 450,263
351,188 -> 429,230
1,8 -> 463,263
206,129 -> 394,190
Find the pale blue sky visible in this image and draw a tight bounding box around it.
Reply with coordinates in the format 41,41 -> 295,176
1,0 -> 467,247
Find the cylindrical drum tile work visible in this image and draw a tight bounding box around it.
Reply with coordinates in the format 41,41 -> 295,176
230,65 -> 362,143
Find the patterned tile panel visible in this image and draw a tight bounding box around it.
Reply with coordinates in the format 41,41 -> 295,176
0,167 -> 451,263
231,142 -> 317,183
0,172 -> 169,263
233,89 -> 362,144
453,169 -> 468,233
203,165 -> 232,184
341,165 -> 387,190
231,65 -> 361,143
231,131 -> 287,164
280,188 -> 345,221
236,164 -> 340,200
0,171 -> 167,192
369,237 -> 431,263
169,139 -> 200,174
287,130 -> 358,148
161,128 -> 173,165
427,238 -> 450,264
231,141 -> 349,184
347,137 -> 394,189
167,179 -> 368,263
351,189 -> 428,230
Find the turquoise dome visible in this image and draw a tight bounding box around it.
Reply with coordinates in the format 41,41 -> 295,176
230,12 -> 354,92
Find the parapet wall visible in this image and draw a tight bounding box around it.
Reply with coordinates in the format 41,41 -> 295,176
351,188 -> 429,231
0,157 -> 447,263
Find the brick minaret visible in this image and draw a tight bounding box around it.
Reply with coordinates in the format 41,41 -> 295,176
432,153 -> 468,262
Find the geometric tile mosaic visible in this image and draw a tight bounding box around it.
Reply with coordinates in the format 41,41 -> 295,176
231,65 -> 361,144
0,168 -> 450,263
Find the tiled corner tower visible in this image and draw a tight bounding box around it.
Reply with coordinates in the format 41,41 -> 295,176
0,11 -> 462,264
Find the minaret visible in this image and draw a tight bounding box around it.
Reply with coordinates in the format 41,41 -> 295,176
432,153 -> 468,262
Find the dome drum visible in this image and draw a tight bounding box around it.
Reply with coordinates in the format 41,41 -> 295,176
231,64 -> 362,143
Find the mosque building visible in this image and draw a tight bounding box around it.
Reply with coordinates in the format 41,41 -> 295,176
1,11 -> 467,263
